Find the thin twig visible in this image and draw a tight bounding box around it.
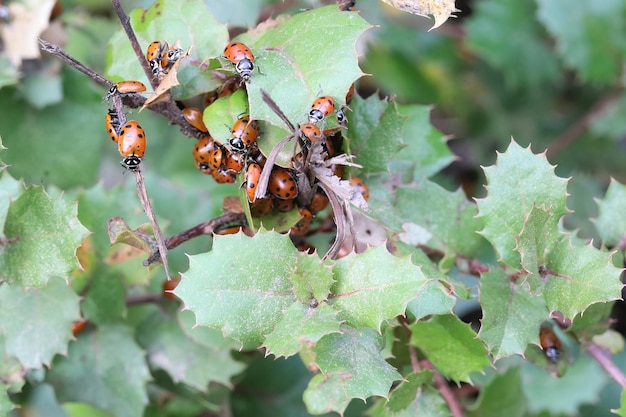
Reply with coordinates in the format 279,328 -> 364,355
421,360 -> 465,417
588,343 -> 626,387
126,293 -> 162,305
399,316 -> 420,373
133,169 -> 171,280
111,0 -> 158,89
317,180 -> 346,260
144,211 -> 246,265
39,39 -> 113,87
547,86 -> 623,159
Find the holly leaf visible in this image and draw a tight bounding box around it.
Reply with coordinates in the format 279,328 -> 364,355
174,230 -> 298,348
304,326 -> 403,415
594,178 -> 626,247
368,371 -> 434,416
467,367 -> 526,417
390,104 -> 454,181
246,6 -> 370,128
262,302 -> 341,358
0,185 -> 89,287
81,268 -> 127,325
394,180 -> 485,258
136,306 -> 245,390
465,0 -> 560,87
478,269 -> 548,360
476,140 -> 569,269
0,277 -> 80,369
536,0 -> 626,83
347,94 -> 406,173
0,172 -> 23,233
410,314 -> 490,383
543,238 -> 623,319
407,280 -> 456,320
48,325 -> 150,417
107,0 -> 229,98
0,384 -> 11,415
330,246 -> 426,331
291,250 -> 334,303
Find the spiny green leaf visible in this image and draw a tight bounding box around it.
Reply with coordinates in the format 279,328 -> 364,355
174,230 -> 297,347
0,185 -> 89,287
0,172 -> 23,233
467,367 -> 525,417
347,94 -> 405,173
543,238 -> 623,319
330,246 -> 425,331
0,383 -> 11,415
465,0 -> 560,87
0,277 -> 80,368
410,314 -> 490,383
21,383 -> 67,417
306,326 -> 402,413
48,324 -> 150,417
478,268 -> 548,360
178,310 -> 241,351
521,354 -> 606,414
407,280 -> 456,321
63,402 -> 113,417
390,104 -> 454,181
394,180 -> 485,257
303,373 -> 351,416
291,251 -> 334,304
476,140 -> 569,269
107,0 -> 228,98
81,266 -> 127,325
594,178 -> 626,247
246,6 -> 369,128
369,385 -> 449,417
262,302 -> 341,358
373,371 -> 434,414
136,306 -> 245,390
536,0 -> 626,83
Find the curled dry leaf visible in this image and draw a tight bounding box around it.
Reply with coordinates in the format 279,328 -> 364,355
141,46 -> 191,110
380,0 -> 459,30
1,0 -> 57,66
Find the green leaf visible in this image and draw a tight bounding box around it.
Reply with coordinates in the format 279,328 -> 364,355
136,306 -> 245,390
467,367 -> 525,417
465,0 -> 560,87
305,327 -> 402,414
262,302 -> 341,358
0,383 -> 12,415
81,266 -> 127,325
536,0 -> 626,83
594,178 -> 626,247
390,104 -> 454,181
478,269 -> 548,360
369,384 -> 449,417
63,402 -> 113,417
0,56 -> 19,90
0,72 -> 104,188
330,246 -> 425,331
394,180 -> 485,257
0,185 -> 89,287
617,388 -> 626,417
107,0 -> 229,98
346,94 -> 405,173
0,277 -> 80,368
543,238 -> 623,319
476,140 -> 569,269
0,172 -> 23,232
48,324 -> 150,417
410,314 -> 490,383
21,383 -> 67,417
292,251 -> 334,304
246,6 -> 369,128
369,371 -> 434,416
407,280 -> 456,320
174,230 -> 297,347
521,354 -> 607,414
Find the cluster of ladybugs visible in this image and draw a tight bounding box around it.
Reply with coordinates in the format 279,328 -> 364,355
103,39 -> 190,170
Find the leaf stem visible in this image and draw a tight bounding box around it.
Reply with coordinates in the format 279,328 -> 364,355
588,342 -> 626,387
422,360 -> 465,417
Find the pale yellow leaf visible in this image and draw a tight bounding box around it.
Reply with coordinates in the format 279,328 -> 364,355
380,0 -> 459,30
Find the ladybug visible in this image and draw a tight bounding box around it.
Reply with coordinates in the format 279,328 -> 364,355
345,83 -> 355,104
117,120 -> 147,171
182,107 -> 208,132
106,80 -> 146,100
309,96 -> 335,124
229,116 -> 259,153
204,90 -> 219,107
336,107 -> 348,127
291,220 -> 310,236
269,167 -> 298,200
162,46 -> 184,71
71,319 -> 89,336
349,175 -> 369,200
273,197 -> 295,212
245,162 -> 263,203
250,197 -> 273,217
223,41 -> 256,82
299,123 -> 322,143
208,146 -> 225,172
309,189 -> 329,214
162,276 -> 181,300
146,40 -> 167,63
539,327 -> 561,363
223,149 -> 244,173
192,136 -> 218,174
211,168 -> 236,184
105,108 -> 122,143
